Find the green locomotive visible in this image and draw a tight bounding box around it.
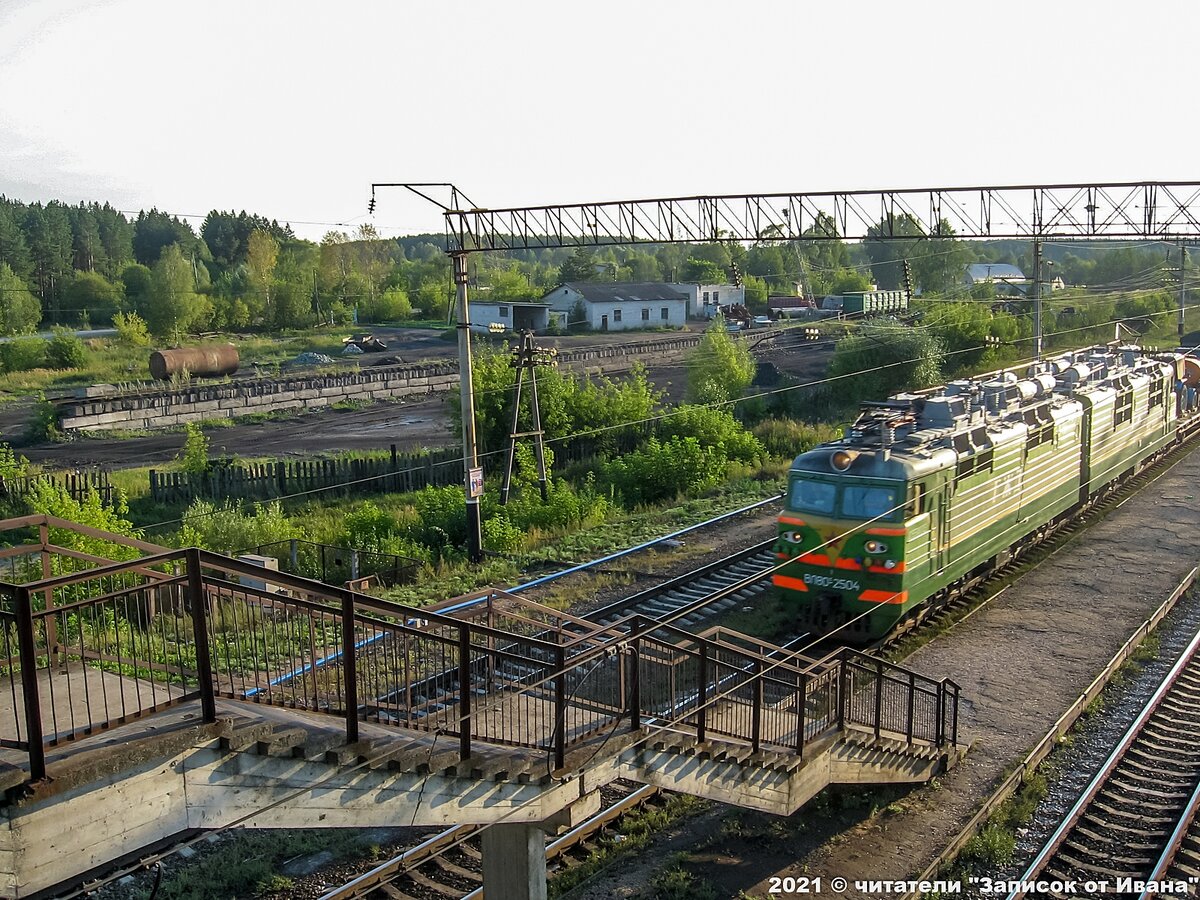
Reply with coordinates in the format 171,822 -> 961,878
774,343 -> 1199,641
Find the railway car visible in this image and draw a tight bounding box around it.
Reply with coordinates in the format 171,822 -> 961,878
840,290 -> 908,317
774,343 -> 1198,641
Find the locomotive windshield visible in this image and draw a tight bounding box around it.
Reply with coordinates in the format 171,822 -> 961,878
842,485 -> 898,519
790,480 -> 836,514
788,478 -> 903,521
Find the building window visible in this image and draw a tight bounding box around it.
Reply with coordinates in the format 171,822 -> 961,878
499,306 -> 509,317
661,307 -> 669,320
702,291 -> 709,303
613,308 -> 622,322
642,308 -> 650,321
712,291 -> 719,303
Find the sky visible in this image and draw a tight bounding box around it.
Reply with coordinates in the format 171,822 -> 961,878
0,0 -> 1196,241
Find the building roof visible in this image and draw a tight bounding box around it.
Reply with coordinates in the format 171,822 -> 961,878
555,282 -> 688,303
966,263 -> 1026,283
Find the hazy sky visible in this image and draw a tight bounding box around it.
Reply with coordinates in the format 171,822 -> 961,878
0,0 -> 1195,240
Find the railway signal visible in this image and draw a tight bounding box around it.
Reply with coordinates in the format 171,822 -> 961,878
501,331 -> 558,505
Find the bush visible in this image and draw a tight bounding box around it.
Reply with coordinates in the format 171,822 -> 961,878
482,514 -> 524,552
751,418 -> 843,460
602,436 -> 726,506
46,328 -> 87,369
177,500 -> 299,554
658,405 -> 763,464
358,288 -> 413,323
27,394 -> 61,442
112,311 -> 152,347
178,423 -> 210,474
0,336 -> 47,373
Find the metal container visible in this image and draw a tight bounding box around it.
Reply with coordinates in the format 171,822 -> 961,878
149,344 -> 239,381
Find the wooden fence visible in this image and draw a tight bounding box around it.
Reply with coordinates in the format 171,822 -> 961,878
0,470 -> 114,505
148,425 -> 652,505
149,446 -> 465,504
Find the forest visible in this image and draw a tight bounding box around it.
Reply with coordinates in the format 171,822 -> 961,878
0,196 -> 1186,342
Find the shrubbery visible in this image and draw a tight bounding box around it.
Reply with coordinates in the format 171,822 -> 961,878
602,436 -> 726,506
177,500 -> 299,554
751,419 -> 843,460
658,405 -> 763,464
0,336 -> 47,373
46,328 -> 87,369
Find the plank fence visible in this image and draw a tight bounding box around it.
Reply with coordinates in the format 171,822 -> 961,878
149,445 -> 464,504
0,470 -> 114,505
148,425 -> 652,505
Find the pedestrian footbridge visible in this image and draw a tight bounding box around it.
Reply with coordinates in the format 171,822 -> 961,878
0,516 -> 964,899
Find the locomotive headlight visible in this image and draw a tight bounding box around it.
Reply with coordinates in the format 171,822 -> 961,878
831,449 -> 858,471
864,540 -> 889,554
783,531 -> 800,543
883,559 -> 897,570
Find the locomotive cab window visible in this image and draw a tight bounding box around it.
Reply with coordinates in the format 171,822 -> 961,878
906,483 -> 926,516
790,479 -> 836,515
842,485 -> 899,520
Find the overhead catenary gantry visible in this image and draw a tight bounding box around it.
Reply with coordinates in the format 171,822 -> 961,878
371,179 -> 1200,563
429,181 -> 1200,252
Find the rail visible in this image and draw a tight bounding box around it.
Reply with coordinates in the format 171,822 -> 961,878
0,542 -> 960,783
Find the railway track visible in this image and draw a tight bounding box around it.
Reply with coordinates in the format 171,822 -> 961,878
318,782 -> 660,900
1009,624 -> 1200,900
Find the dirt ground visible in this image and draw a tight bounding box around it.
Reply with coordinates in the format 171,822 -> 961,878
12,331 -> 832,470
569,444 -> 1200,900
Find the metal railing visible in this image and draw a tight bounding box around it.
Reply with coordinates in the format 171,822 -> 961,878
0,547 -> 960,783
245,539 -> 420,588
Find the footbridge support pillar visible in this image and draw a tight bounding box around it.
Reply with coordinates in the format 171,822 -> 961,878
482,822 -> 548,900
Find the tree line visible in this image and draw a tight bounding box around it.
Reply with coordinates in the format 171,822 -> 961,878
0,195 -> 1185,342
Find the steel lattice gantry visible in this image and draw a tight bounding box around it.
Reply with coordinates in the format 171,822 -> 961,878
436,182 -> 1200,252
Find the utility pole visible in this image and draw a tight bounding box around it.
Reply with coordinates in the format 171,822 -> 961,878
500,331 -> 556,505
1179,239 -> 1187,343
453,253 -> 484,563
1032,239 -> 1043,360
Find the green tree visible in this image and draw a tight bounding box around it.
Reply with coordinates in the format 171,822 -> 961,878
112,311 -> 151,347
0,263 -> 42,335
829,268 -> 873,293
681,257 -> 727,284
179,422 -> 210,474
828,326 -> 943,405
246,229 -> 279,315
142,244 -> 200,338
743,275 -> 769,311
686,314 -> 756,404
46,328 -> 86,368
558,246 -> 598,283
64,271 -> 123,324
119,263 -> 153,308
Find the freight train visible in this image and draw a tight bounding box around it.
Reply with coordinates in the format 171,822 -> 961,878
773,342 -> 1200,641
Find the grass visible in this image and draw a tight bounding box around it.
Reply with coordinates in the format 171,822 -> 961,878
548,794 -> 708,898
124,829 -> 380,900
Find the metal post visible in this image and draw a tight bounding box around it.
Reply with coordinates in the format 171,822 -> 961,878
14,586 -> 45,780
185,549 -> 217,724
751,659 -> 763,754
951,683 -> 959,746
528,355 -> 549,503
341,591 -> 359,744
906,672 -> 915,744
500,360 -> 526,506
873,659 -> 884,740
796,672 -> 808,757
936,683 -> 946,747
458,624 -> 471,760
697,643 -> 708,744
629,619 -> 642,731
454,252 -> 484,562
1180,240 -> 1187,342
1032,238 -> 1043,360
553,644 -> 566,770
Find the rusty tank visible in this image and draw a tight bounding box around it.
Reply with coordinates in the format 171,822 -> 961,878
149,344 -> 239,381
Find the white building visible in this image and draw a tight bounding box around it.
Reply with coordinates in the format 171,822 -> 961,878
542,282 -> 688,331
466,300 -> 553,334
667,282 -> 745,319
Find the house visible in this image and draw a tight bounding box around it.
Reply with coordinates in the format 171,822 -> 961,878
963,263 -> 1064,296
466,300 -> 554,334
541,282 -> 688,331
667,283 -> 745,319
